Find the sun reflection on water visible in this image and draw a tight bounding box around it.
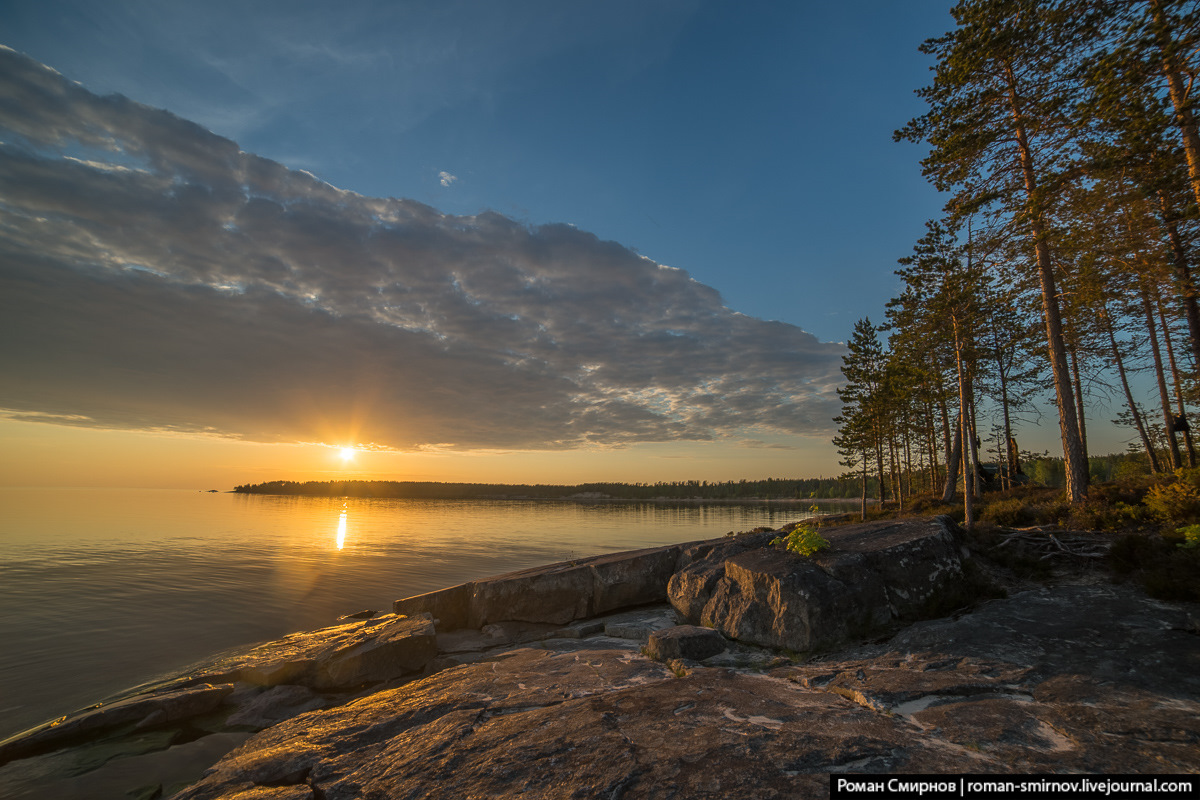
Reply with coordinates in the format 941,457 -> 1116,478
336,507 -> 347,550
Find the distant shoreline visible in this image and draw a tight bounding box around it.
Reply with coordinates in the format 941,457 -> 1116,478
230,491 -> 874,505
230,478 -> 875,504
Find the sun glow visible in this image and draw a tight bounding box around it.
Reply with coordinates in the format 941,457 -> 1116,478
339,447 -> 356,462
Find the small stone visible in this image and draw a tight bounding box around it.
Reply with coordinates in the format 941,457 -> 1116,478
647,625 -> 726,661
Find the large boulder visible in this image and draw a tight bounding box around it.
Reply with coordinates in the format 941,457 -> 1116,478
669,516 -> 968,652
667,531 -> 777,622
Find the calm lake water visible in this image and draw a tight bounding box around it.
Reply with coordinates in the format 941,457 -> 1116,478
0,487 -> 834,740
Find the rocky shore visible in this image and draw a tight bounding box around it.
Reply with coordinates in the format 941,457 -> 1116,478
1,516 -> 1197,799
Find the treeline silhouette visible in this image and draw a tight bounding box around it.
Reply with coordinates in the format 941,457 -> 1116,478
232,451 -> 1154,501
232,477 -> 872,500
232,452 -> 1150,501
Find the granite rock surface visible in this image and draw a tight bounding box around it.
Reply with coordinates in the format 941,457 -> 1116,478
171,584 -> 1200,800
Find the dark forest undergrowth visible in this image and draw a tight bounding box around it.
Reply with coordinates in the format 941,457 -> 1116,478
826,468 -> 1200,604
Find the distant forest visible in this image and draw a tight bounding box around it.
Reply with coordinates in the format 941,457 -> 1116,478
233,478 -> 864,500
233,451 -> 1149,500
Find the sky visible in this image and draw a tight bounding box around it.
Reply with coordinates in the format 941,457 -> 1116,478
0,1 -> 1135,489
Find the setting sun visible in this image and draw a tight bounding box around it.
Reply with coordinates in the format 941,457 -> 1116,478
339,448 -> 356,462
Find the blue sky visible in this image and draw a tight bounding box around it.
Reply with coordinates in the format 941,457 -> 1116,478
1,0 -> 951,341
10,1 -> 1132,488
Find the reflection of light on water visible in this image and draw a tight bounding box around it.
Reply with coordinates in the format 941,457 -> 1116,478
336,509 -> 347,550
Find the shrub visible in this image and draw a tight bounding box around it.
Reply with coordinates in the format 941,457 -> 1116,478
1069,499 -> 1145,531
1143,480 -> 1200,526
1107,533 -> 1163,576
772,523 -> 830,557
978,494 -> 1069,528
1107,532 -> 1200,602
1176,524 -> 1200,549
771,506 -> 829,557
979,497 -> 1037,527
1171,466 -> 1200,491
905,496 -> 959,516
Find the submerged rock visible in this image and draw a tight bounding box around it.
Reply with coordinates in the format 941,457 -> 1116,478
0,684 -> 235,766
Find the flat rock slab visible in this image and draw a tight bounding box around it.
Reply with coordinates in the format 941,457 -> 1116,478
174,584 -> 1200,799
778,584 -> 1200,773
169,649 -> 954,800
670,515 -> 967,652
600,605 -> 680,641
191,613 -> 436,691
393,544 -> 684,630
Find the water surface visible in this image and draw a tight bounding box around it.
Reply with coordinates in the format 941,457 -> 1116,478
0,487 -> 832,739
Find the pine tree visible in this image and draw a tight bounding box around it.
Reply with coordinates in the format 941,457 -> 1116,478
896,0 -> 1092,504
834,319 -> 890,505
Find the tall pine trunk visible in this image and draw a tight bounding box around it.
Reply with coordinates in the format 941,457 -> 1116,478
875,434 -> 887,506
938,377 -> 953,474
1104,305 -> 1160,472
860,448 -> 868,521
1157,191 -> 1200,367
927,398 -> 940,492
943,422 -> 962,503
1005,64 -> 1087,504
1068,344 -> 1090,477
1150,0 -> 1200,211
992,338 -> 1015,490
903,432 -> 914,498
889,432 -> 903,512
964,391 -> 974,496
1157,288 -> 1197,467
952,315 -> 974,527
1142,285 -> 1183,469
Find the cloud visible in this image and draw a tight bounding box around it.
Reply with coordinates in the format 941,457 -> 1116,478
0,47 -> 846,451
738,440 -> 800,451
438,170 -> 457,187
